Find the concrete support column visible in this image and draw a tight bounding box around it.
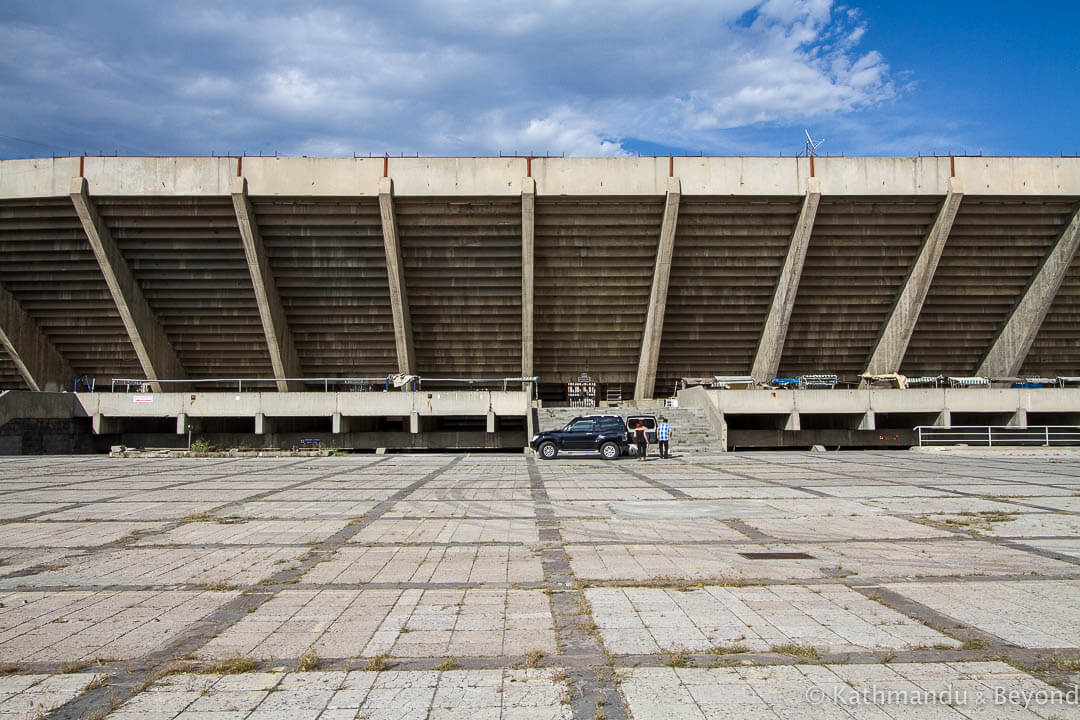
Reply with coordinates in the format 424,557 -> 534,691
232,177 -> 303,392
176,413 -> 187,435
254,413 -> 266,435
865,178 -> 963,375
0,285 -> 73,391
784,412 -> 801,431
378,178 -> 416,375
751,177 -> 822,382
521,177 -> 535,379
92,413 -> 121,434
935,409 -> 951,427
70,177 -> 186,392
718,411 -> 728,453
332,412 -> 348,434
976,203 -> 1080,376
409,412 -> 420,434
1009,408 -> 1028,428
486,411 -> 496,433
858,411 -> 876,431
634,177 -> 681,400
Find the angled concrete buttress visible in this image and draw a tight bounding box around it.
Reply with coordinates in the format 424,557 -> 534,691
634,177 -> 681,400
378,177 -> 416,375
751,177 -> 822,382
231,177 -> 303,391
0,285 -> 73,391
521,177 -> 536,379
976,202 -> 1080,377
864,177 -> 964,375
70,177 -> 186,392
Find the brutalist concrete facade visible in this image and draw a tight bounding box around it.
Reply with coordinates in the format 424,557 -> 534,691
0,156 -> 1078,450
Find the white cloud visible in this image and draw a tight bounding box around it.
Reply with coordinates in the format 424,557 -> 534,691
0,1 -> 900,157
482,107 -> 629,157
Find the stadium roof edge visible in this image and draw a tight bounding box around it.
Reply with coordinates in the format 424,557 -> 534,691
2,155 -> 1080,198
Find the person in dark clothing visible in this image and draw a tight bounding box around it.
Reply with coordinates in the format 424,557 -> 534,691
633,421 -> 648,461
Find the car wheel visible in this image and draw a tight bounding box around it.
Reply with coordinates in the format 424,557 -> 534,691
599,442 -> 619,460
538,442 -> 558,460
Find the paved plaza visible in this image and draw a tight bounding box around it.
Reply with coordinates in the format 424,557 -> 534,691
0,450 -> 1079,718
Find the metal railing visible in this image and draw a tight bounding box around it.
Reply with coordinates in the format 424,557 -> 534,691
109,376 -> 539,393
915,425 -> 1080,447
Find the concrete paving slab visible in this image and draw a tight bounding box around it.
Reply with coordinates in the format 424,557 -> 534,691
620,663 -> 1080,719
560,518 -> 749,543
385,500 -> 537,518
104,669 -> 573,719
863,497 -> 1044,515
0,547 -> 306,589
0,452 -> 1077,720
567,539 -> 1077,582
196,588 -> 555,660
589,584 -> 957,654
0,673 -> 105,719
211,500 -> 380,519
927,513 -> 1080,538
741,515 -> 955,542
300,545 -> 543,585
0,521 -> 166,548
348,518 -> 539,544
135,520 -> 349,546
1024,538 -> 1080,561
0,589 -> 238,661
37,501 -> 225,521
885,580 -> 1080,648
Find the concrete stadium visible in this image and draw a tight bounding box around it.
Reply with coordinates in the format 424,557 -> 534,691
0,155 -> 1078,452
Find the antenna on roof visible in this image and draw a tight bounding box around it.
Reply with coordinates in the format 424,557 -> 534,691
804,129 -> 825,157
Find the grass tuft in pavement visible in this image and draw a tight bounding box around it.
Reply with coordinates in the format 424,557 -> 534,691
523,649 -> 545,668
1052,653 -> 1080,672
664,647 -> 692,667
296,649 -> 319,672
363,654 -> 389,672
960,637 -> 989,651
770,643 -> 820,660
708,643 -> 748,655
203,656 -> 258,675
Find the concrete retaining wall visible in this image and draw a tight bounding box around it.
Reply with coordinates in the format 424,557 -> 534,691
77,390 -> 529,419
687,387 -> 1080,415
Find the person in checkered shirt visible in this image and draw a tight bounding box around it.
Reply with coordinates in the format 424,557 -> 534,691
657,417 -> 672,458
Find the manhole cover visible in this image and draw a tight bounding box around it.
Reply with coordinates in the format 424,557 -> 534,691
738,552 -> 814,560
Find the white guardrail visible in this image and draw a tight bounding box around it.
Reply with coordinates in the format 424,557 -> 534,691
915,426 -> 1080,447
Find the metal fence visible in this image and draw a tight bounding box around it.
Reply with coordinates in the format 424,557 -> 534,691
109,376 -> 538,393
915,425 -> 1080,447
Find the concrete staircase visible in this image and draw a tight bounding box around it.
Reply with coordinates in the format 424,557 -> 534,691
535,405 -> 722,453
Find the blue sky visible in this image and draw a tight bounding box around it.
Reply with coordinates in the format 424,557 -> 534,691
1,0 -> 1077,159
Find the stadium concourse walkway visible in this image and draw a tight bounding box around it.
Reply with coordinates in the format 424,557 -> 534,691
0,451 -> 1079,718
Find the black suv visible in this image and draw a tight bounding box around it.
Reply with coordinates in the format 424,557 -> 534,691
531,415 -> 652,460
